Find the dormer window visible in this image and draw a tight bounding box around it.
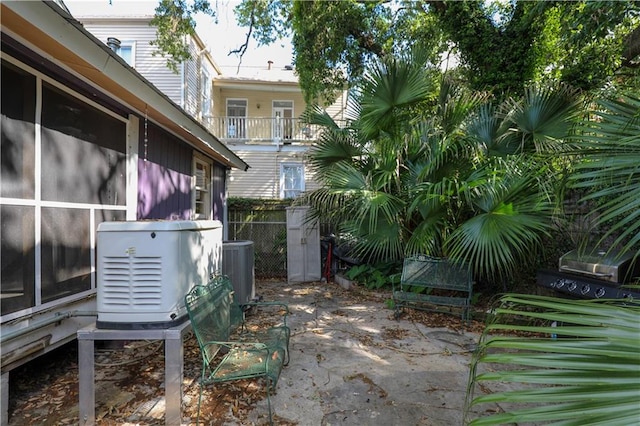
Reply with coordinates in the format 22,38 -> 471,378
107,37 -> 135,67
116,44 -> 134,66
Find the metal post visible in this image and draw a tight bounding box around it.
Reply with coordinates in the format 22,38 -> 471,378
78,335 -> 95,425
164,328 -> 185,424
1,371 -> 9,426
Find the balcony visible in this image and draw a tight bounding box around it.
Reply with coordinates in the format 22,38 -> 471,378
204,116 -> 323,144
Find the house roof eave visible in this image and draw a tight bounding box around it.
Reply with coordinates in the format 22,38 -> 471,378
1,0 -> 248,171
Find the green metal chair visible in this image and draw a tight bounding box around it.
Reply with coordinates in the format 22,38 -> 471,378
185,276 -> 290,425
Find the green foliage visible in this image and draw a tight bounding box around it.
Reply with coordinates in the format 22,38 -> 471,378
429,0 -> 539,95
344,262 -> 401,290
567,92 -> 640,254
302,47 -> 583,284
291,0 -> 392,104
152,1 -> 639,99
150,0 -> 211,73
234,0 -> 292,46
228,197 -> 293,211
430,1 -> 640,95
465,294 -> 640,424
550,1 -> 640,92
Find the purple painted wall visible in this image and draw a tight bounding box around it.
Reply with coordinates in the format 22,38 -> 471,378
136,121 -> 227,221
137,122 -> 193,220
137,159 -> 192,219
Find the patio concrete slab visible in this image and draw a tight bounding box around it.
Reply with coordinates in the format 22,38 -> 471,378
6,280 -> 521,426
238,280 -> 498,426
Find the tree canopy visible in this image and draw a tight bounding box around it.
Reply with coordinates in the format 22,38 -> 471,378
152,0 -> 640,101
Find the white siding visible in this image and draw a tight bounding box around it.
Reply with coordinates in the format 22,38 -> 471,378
227,149 -> 319,199
76,15 -> 341,202
183,38 -> 201,117
77,20 -> 183,106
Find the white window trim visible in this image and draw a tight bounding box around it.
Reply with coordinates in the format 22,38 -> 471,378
272,100 -> 294,141
272,100 -> 294,109
280,162 -> 305,199
226,98 -> 248,116
193,155 -> 213,220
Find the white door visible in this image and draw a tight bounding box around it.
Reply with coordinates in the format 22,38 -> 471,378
226,99 -> 247,138
273,101 -> 293,140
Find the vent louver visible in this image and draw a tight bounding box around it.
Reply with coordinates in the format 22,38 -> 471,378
101,255 -> 162,307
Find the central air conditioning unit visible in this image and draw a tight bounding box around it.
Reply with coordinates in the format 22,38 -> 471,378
222,240 -> 255,305
96,220 -> 222,329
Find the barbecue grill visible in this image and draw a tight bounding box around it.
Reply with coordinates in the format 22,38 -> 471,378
537,248 -> 640,300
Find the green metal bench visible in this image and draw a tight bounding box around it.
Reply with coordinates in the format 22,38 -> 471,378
393,255 -> 473,321
185,276 -> 290,425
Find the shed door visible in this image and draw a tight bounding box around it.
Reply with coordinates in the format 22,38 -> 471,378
286,206 -> 321,283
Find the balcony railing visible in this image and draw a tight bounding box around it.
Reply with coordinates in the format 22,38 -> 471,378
203,116 -> 325,144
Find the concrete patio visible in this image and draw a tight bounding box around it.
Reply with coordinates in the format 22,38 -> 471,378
7,279 -> 513,425
250,280 -> 484,425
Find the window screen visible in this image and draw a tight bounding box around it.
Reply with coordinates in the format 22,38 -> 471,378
1,60 -> 36,199
40,207 -> 92,303
41,83 -> 126,205
1,205 -> 36,315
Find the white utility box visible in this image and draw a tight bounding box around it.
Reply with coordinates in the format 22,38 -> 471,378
96,220 -> 222,329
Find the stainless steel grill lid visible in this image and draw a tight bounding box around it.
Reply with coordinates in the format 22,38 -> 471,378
559,249 -> 639,283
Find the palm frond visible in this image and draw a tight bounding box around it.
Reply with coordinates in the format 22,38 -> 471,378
465,294 -> 640,425
501,83 -> 583,153
568,92 -> 640,253
437,78 -> 488,136
446,160 -> 555,280
308,130 -> 363,175
359,51 -> 434,137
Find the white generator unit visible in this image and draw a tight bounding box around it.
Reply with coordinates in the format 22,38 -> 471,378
96,220 -> 222,329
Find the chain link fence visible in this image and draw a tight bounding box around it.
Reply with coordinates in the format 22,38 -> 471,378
227,200 -> 335,279
227,204 -> 288,278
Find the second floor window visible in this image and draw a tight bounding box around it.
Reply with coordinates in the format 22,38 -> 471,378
115,43 -> 134,67
201,69 -> 211,119
226,99 -> 247,138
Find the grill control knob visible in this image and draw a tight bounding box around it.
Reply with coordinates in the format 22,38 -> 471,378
568,282 -> 577,291
581,284 -> 590,295
595,288 -> 606,298
555,279 -> 565,289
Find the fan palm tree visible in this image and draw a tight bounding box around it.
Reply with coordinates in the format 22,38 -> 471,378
301,49 -> 582,282
301,49 -> 448,261
568,92 -> 640,255
464,93 -> 640,425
